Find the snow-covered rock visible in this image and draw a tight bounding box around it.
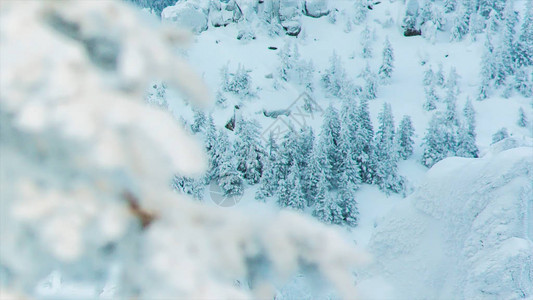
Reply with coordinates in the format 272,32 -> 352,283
208,0 -> 243,28
278,0 -> 302,36
281,20 -> 302,36
303,0 -> 329,18
162,0 -> 209,34
279,0 -> 301,22
362,147 -> 533,299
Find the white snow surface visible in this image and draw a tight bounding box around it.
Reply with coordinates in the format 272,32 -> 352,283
361,144 -> 533,299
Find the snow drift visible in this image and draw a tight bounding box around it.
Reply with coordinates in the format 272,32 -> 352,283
361,144 -> 533,299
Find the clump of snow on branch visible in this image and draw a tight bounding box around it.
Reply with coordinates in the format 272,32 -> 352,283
0,1 -> 366,298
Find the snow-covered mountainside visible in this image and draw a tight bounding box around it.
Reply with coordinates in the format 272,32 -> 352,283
131,0 -> 533,298
359,141 -> 533,299
2,0 -> 531,298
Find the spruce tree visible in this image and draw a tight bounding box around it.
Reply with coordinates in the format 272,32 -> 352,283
515,67 -> 533,98
499,1 -> 519,77
321,52 -> 354,99
339,97 -> 361,190
398,115 -> 415,160
422,113 -> 448,167
303,146 -> 325,207
423,84 -> 438,111
355,97 -> 375,183
278,128 -> 301,178
361,64 -> 378,100
277,163 -> 306,211
318,105 -> 343,189
450,6 -> 470,41
339,120 -> 362,190
379,37 -> 394,83
423,67 -> 435,86
492,127 -> 509,144
278,41 -> 293,82
255,133 -> 279,200
191,108 -> 206,134
218,145 -> 244,197
338,174 -> 359,228
172,176 -> 205,200
235,118 -> 263,184
456,99 -> 479,158
312,184 -> 343,226
361,25 -> 373,58
517,107 -> 528,128
445,67 -> 460,95
444,0 -> 457,13
374,103 -> 403,193
435,64 -> 445,86
204,115 -> 219,183
517,1 -> 533,66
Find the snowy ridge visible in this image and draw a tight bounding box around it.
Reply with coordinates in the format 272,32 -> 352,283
361,143 -> 533,299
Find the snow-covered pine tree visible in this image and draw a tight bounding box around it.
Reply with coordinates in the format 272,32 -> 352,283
517,107 -> 528,128
339,101 -> 362,190
478,36 -> 496,100
303,144 -> 326,206
145,82 -> 168,107
398,115 -> 415,160
276,128 -> 302,186
321,52 -> 353,99
255,133 -> 280,200
216,90 -> 228,108
374,103 -> 403,193
478,0 -> 506,19
445,67 -> 460,95
278,41 -> 294,82
361,64 -> 379,100
298,126 -> 315,178
491,127 -> 509,144
499,0 -> 519,78
235,118 -> 263,184
312,169 -> 342,225
318,105 -> 343,189
514,67 -> 533,98
298,59 -> 315,92
443,88 -> 460,155
277,163 -> 306,211
502,76 -> 514,98
435,64 -> 445,86
456,99 -> 479,158
191,108 -> 207,134
444,0 -> 457,13
419,1 -> 444,42
355,97 -> 375,183
338,174 -> 359,228
516,1 -> 533,67
172,176 -> 205,200
379,37 -> 394,83
221,63 -> 255,98
204,115 -> 219,183
450,5 -> 470,41
423,84 -> 438,111
361,25 -> 373,58
423,67 -> 435,86
353,0 -> 369,25
210,129 -> 233,184
422,113 -> 450,167
218,141 -> 244,197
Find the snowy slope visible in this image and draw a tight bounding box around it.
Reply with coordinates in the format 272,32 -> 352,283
153,0 -> 533,298
164,0 -> 533,241
359,142 -> 533,299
